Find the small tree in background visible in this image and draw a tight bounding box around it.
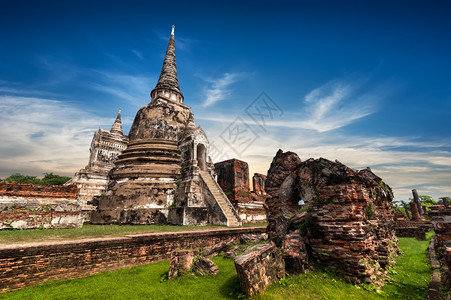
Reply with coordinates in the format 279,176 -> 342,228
41,173 -> 71,185
3,173 -> 40,184
2,173 -> 71,185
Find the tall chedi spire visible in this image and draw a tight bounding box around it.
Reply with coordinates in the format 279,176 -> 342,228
110,109 -> 123,135
151,25 -> 183,103
90,25 -> 241,227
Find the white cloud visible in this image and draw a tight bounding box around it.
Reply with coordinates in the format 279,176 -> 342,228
202,73 -> 244,107
299,80 -> 377,132
198,116 -> 451,202
197,77 -> 383,132
0,96 -> 113,178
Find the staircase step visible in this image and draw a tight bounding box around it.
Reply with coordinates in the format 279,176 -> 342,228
200,171 -> 241,227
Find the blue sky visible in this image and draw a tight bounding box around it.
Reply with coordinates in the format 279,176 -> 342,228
0,0 -> 450,201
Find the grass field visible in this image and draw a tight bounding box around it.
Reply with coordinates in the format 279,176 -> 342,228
0,223 -> 267,245
0,232 -> 432,299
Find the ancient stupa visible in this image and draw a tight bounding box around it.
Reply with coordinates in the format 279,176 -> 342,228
90,26 -> 241,226
66,109 -> 128,212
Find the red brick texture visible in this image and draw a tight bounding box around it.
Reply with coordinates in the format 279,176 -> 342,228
0,182 -> 78,200
0,227 -> 266,292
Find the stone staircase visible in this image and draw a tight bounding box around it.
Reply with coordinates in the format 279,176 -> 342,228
199,170 -> 241,227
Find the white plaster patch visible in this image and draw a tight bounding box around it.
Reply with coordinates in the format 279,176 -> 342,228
9,220 -> 28,229
254,215 -> 267,221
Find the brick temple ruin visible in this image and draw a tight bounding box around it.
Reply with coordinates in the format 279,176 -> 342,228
214,159 -> 267,223
263,149 -> 399,286
81,26 -> 241,226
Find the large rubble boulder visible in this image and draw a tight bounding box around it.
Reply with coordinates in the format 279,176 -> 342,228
168,250 -> 199,279
265,150 -> 399,286
202,240 -> 234,257
192,257 -> 219,276
282,231 -> 310,274
168,249 -> 219,279
234,242 -> 285,297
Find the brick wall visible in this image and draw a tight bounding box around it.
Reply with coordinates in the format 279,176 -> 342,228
0,182 -> 83,230
429,205 -> 451,291
0,227 -> 266,292
0,182 -> 78,200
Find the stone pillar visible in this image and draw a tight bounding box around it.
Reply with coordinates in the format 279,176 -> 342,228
412,189 -> 424,215
410,202 -> 421,220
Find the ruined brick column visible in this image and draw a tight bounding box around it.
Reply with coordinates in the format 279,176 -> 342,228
252,173 -> 266,195
410,201 -> 421,220
412,189 -> 424,215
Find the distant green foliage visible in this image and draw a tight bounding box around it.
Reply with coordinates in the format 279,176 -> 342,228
3,173 -> 40,184
395,195 -> 439,210
2,173 -> 70,185
41,173 -> 71,185
394,206 -> 407,218
409,194 -> 438,208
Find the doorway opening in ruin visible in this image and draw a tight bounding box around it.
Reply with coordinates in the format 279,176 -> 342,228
197,144 -> 207,171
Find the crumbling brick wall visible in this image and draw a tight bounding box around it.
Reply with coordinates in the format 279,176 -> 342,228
0,182 -> 83,229
265,150 -> 399,286
429,205 -> 451,291
215,159 -> 250,204
0,182 -> 78,199
252,173 -> 266,195
0,227 -> 266,292
215,159 -> 267,223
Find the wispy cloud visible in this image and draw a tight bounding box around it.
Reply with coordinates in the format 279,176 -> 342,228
196,76 -> 386,131
88,71 -> 155,108
131,49 -> 143,60
0,96 -> 112,178
299,79 -> 377,132
202,72 -> 244,107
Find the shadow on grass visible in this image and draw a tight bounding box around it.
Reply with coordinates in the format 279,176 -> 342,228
219,273 -> 244,299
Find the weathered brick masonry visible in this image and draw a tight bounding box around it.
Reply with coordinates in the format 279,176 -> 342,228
215,159 -> 267,223
265,150 -> 399,286
0,182 -> 78,199
0,182 -> 84,229
429,205 -> 451,291
0,227 -> 265,292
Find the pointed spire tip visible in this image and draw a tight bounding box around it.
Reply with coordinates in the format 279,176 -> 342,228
171,25 -> 175,36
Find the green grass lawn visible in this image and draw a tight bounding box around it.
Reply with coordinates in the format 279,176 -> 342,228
0,232 -> 432,299
0,222 -> 267,245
